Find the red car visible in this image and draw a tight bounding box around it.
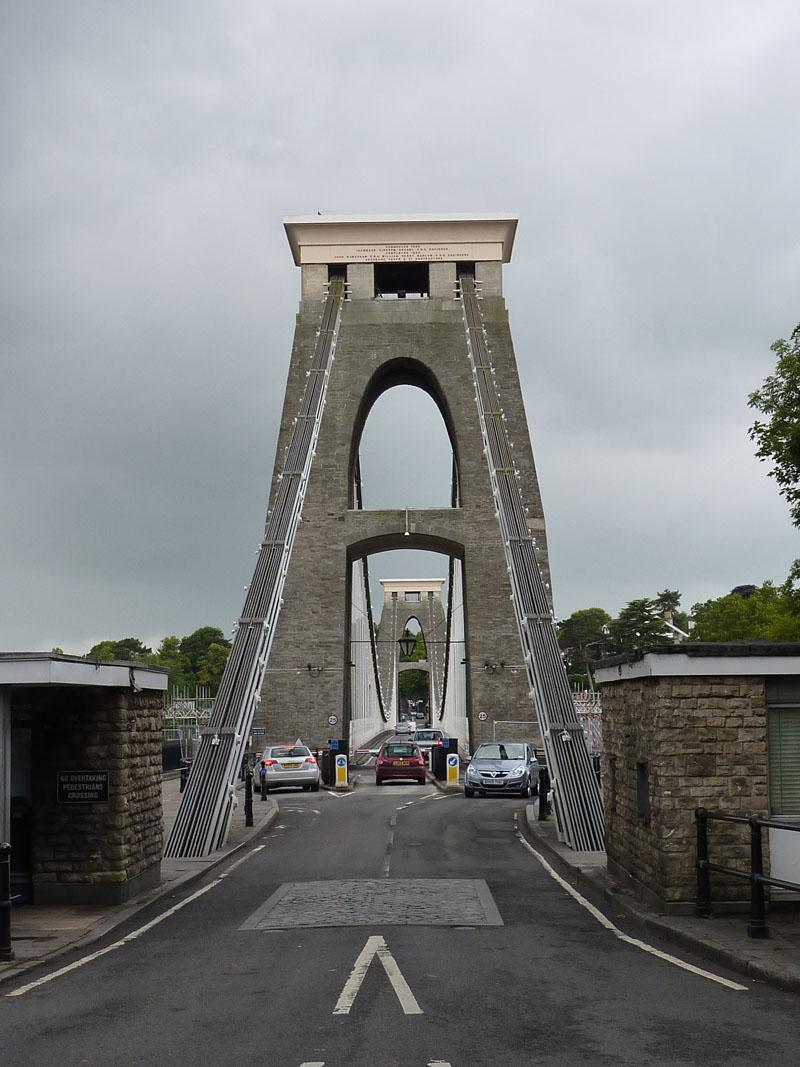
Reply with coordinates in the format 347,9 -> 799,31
375,740 -> 426,785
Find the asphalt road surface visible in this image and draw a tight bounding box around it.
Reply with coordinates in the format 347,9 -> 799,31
3,767 -> 800,1066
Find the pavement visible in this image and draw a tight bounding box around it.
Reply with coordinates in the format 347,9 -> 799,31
4,770 -> 800,997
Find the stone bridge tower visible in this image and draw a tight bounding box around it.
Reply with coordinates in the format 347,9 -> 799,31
375,579 -> 447,721
254,214 -> 551,752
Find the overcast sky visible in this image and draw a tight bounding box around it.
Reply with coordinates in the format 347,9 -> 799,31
2,0 -> 798,655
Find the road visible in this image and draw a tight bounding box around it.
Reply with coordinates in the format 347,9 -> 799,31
3,767 -> 800,1066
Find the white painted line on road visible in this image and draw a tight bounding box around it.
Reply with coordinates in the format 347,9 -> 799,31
514,821 -> 748,992
333,935 -> 423,1015
300,1062 -> 325,1065
6,845 -> 267,998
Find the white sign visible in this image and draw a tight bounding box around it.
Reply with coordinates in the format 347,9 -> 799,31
328,715 -> 338,726
477,711 -> 488,722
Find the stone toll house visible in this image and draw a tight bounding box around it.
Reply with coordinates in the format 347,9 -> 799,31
1,654 -> 168,904
595,643 -> 800,914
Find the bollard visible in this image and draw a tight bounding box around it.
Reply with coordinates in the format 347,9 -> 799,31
537,765 -> 551,820
1,842 -> 15,962
244,768 -> 254,827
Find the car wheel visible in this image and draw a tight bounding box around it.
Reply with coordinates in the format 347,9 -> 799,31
375,777 -> 382,786
311,780 -> 320,792
464,787 -> 475,798
302,784 -> 311,791
530,781 -> 539,797
519,782 -> 529,798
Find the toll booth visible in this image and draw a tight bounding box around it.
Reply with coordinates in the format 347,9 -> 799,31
0,653 -> 168,904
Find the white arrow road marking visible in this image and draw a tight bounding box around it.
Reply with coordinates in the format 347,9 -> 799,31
333,935 -> 423,1015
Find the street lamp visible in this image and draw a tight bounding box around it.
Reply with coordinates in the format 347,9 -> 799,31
398,632 -> 417,659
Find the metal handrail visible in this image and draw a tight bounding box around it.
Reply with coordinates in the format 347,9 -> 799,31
695,807 -> 800,938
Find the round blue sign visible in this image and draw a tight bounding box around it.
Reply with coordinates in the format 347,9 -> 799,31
336,755 -> 347,767
447,753 -> 459,766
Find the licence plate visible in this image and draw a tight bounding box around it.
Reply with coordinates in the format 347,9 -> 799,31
394,760 -> 410,766
283,762 -> 302,769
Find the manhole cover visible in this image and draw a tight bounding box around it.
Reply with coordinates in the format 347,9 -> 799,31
240,878 -> 503,929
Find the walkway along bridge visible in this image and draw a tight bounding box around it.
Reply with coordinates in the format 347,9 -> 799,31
165,215 -> 604,858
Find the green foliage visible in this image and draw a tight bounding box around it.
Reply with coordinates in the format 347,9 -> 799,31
398,668 -> 429,703
607,599 -> 672,655
197,642 -> 231,688
84,625 -> 231,693
86,637 -> 153,661
154,636 -> 193,689
690,580 -> 800,641
749,324 -> 800,528
179,627 -> 231,673
557,607 -> 611,681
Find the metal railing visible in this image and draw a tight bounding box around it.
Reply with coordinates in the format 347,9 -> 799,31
696,807 -> 800,938
458,270 -> 604,852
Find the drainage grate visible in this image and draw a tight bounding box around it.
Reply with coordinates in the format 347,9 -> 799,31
240,878 -> 503,930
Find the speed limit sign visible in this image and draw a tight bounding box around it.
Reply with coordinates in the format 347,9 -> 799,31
328,714 -> 338,726
477,711 -> 488,722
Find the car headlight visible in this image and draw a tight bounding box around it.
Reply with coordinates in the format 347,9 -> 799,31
466,765 -> 481,779
511,765 -> 526,776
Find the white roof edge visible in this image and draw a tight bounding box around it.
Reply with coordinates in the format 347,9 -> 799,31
0,655 -> 169,690
283,213 -> 519,224
596,652 -> 800,683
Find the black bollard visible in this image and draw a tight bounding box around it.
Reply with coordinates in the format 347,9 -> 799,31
244,768 -> 254,827
1,842 -> 14,962
537,765 -> 551,820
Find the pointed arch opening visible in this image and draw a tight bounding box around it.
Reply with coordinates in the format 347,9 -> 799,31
348,359 -> 462,510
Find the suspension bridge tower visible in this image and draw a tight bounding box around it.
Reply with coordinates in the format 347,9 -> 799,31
166,215 -> 604,858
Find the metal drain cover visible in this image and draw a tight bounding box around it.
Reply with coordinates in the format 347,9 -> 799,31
240,878 -> 503,930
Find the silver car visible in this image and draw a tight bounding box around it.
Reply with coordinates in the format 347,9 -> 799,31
258,743 -> 321,792
464,741 -> 539,798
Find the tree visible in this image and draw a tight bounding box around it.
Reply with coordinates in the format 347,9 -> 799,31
690,581 -> 800,641
197,642 -> 231,689
179,626 -> 230,674
749,323 -> 800,528
86,638 -> 154,661
607,599 -> 672,655
654,589 -> 690,635
155,636 -> 193,689
557,608 -> 611,685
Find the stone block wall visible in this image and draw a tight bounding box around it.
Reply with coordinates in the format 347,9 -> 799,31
600,674 -> 768,911
31,687 -> 163,904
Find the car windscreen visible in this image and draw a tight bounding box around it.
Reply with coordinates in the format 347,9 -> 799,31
474,743 -> 525,760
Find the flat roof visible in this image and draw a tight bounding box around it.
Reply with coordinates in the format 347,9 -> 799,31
595,642 -> 800,682
283,213 -> 518,266
0,653 -> 169,690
